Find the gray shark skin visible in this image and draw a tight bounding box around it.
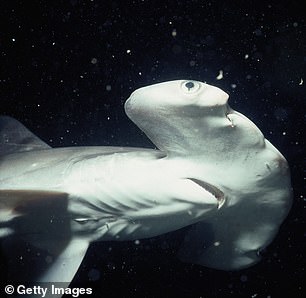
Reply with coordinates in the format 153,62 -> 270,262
0,80 -> 292,290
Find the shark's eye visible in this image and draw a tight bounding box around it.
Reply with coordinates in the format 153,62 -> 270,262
181,80 -> 201,94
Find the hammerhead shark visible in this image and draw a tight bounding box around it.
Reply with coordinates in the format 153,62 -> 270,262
0,80 -> 292,287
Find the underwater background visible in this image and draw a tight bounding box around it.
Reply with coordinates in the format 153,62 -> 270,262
0,0 -> 305,297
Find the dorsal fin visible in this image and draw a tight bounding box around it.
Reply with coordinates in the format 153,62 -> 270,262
0,116 -> 50,155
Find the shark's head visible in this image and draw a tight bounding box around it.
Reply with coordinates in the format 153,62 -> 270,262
125,79 -> 292,270
126,80 -> 229,114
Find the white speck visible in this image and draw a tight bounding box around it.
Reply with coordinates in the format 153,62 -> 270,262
214,241 -> 220,246
80,75 -> 84,78
138,72 -> 142,76
52,42 -> 55,45
169,21 -> 172,25
32,163 -> 37,167
299,78 -> 303,85
107,116 -> 110,120
134,240 -> 140,245
37,103 -> 40,107
126,49 -> 131,54
189,60 -> 196,67
282,131 -> 286,135
187,210 -> 193,215
91,58 -> 98,64
231,84 -> 237,89
12,38 -> 16,42
171,29 -> 177,37
293,22 -> 298,27
244,54 -> 249,59
106,85 -> 111,91
216,70 -> 223,80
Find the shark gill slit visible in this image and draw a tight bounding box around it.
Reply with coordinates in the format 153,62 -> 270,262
187,178 -> 225,209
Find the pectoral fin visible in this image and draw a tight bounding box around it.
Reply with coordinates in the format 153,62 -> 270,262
0,189 -> 88,285
38,238 -> 89,283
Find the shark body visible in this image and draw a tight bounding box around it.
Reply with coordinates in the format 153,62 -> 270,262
0,80 -> 292,290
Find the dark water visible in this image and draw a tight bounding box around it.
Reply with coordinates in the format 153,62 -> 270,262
1,0 -> 305,297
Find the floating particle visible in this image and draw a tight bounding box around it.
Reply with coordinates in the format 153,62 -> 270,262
299,78 -> 303,85
172,45 -> 182,54
216,70 -> 223,80
293,22 -> 298,27
91,58 -> 98,64
138,72 -> 142,75
240,275 -> 248,282
88,268 -> 100,281
244,54 -> 249,59
189,60 -> 196,67
172,29 -> 177,37
282,131 -> 286,136
254,29 -> 262,36
274,107 -> 288,121
134,239 -> 140,245
126,49 -> 131,54
12,38 -> 16,42
45,256 -> 53,263
231,84 -> 237,89
106,85 -> 111,91
214,241 -> 220,246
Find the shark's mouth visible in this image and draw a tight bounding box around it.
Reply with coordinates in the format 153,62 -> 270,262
188,178 -> 225,209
